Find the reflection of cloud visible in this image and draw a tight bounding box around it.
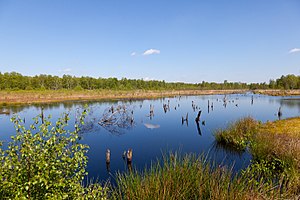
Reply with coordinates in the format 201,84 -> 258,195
143,49 -> 160,55
289,48 -> 300,54
59,68 -> 72,72
130,52 -> 136,56
144,123 -> 160,129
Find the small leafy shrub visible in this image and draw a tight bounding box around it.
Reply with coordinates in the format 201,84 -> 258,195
0,109 -> 107,199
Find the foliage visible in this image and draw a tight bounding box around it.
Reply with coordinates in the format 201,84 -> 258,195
250,118 -> 300,193
0,109 -> 107,199
111,152 -> 294,199
1,71 -> 299,91
214,117 -> 259,150
215,117 -> 300,194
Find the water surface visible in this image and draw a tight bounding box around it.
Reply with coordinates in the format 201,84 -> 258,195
0,93 -> 299,183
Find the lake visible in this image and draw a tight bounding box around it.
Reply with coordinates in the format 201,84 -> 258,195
1,93 -> 300,183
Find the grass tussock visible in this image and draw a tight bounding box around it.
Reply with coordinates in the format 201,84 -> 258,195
251,117 -> 300,192
214,117 -> 300,194
214,117 -> 259,150
111,152 -> 295,200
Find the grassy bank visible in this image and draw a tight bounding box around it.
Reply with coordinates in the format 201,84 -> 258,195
214,117 -> 300,195
0,89 -> 248,105
111,152 -> 295,199
254,89 -> 300,96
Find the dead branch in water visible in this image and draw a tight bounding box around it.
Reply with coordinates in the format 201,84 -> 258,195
98,104 -> 134,135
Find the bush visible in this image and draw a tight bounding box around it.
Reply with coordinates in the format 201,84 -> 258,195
0,109 -> 107,199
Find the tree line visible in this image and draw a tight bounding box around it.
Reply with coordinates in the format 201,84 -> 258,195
0,72 -> 299,90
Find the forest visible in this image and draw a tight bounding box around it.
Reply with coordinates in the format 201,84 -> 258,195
0,72 -> 299,91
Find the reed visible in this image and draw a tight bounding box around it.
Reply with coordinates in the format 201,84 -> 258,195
214,117 -> 258,150
110,152 -> 294,200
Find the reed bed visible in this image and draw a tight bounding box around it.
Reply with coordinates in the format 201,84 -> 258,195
110,152 -> 295,200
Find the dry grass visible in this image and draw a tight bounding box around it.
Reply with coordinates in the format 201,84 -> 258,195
214,117 -> 300,194
252,117 -> 300,171
0,89 -> 248,105
254,89 -> 300,96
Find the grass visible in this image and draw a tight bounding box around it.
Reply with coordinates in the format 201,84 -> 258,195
214,117 -> 300,195
0,89 -> 247,105
214,117 -> 259,151
251,118 -> 300,192
110,152 -> 295,199
254,89 -> 300,96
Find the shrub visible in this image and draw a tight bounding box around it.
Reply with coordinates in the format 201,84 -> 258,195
0,108 -> 107,199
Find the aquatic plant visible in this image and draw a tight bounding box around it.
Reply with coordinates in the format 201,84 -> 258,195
214,117 -> 258,150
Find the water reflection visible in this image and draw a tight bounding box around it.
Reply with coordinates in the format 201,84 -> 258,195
0,93 -> 299,182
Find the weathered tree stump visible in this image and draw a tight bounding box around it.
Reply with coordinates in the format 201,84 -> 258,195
106,149 -> 111,164
127,148 -> 133,163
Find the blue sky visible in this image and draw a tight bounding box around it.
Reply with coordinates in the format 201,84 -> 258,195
0,0 -> 299,83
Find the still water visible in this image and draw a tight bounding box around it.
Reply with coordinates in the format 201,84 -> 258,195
0,93 -> 300,183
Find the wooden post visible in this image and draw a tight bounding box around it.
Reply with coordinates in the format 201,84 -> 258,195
106,149 -> 111,164
127,148 -> 133,163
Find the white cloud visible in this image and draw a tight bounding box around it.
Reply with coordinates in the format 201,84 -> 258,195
143,49 -> 160,56
144,77 -> 153,81
59,68 -> 72,72
289,48 -> 300,54
131,52 -> 136,56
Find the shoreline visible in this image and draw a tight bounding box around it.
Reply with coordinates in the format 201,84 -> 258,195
1,89 -> 248,106
253,89 -> 300,96
1,89 -> 300,106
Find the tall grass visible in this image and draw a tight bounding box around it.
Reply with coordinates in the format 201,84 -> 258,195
250,118 -> 300,193
110,152 -> 294,200
214,117 -> 258,150
214,117 -> 300,195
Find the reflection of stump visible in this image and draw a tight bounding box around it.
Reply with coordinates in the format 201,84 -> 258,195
127,149 -> 133,163
106,149 -> 111,164
122,151 -> 126,160
41,107 -> 44,124
106,162 -> 110,173
278,107 -> 282,119
196,121 -> 201,135
127,161 -> 132,172
195,110 -> 202,122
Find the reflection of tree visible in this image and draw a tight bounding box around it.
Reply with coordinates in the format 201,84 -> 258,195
98,104 -> 134,136
76,106 -> 100,134
280,99 -> 300,110
211,141 -> 244,157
